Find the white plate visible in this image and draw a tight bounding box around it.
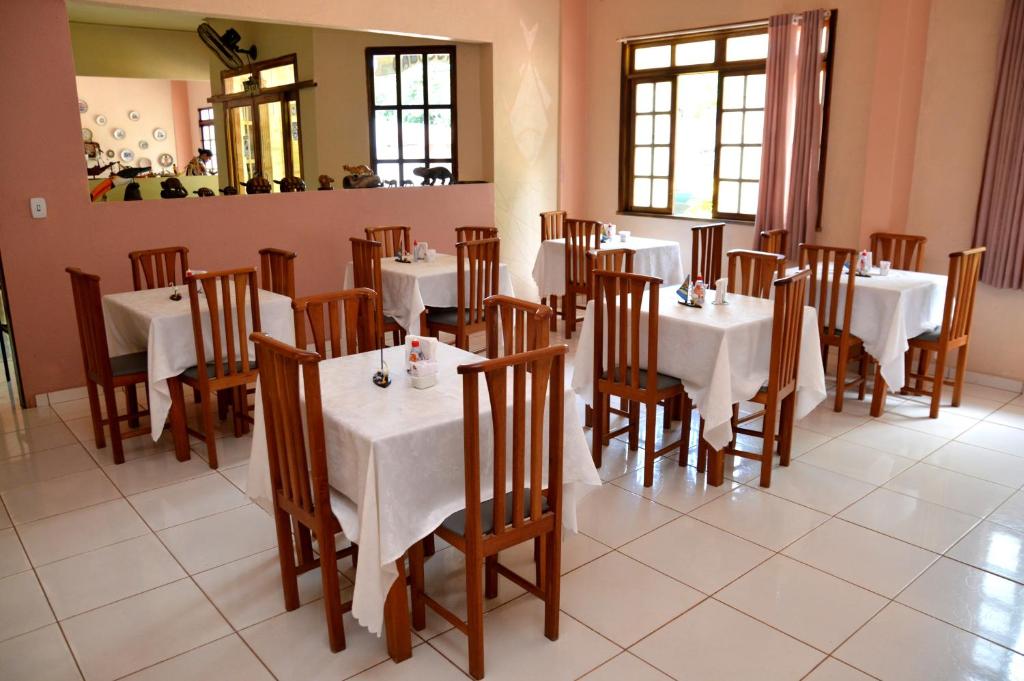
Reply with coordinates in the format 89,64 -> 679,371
82,128 -> 93,141
112,128 -> 126,140
136,157 -> 152,168
94,114 -> 107,125
79,99 -> 88,113
153,128 -> 167,141
157,153 -> 174,167
106,149 -> 115,158
138,140 -> 149,150
128,110 -> 141,121
120,149 -> 135,163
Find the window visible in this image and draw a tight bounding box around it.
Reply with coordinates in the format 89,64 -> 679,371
198,107 -> 218,174
620,20 -> 834,220
366,46 -> 457,186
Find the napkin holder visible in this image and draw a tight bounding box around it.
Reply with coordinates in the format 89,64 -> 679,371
676,276 -> 701,308
413,242 -> 429,261
712,278 -> 728,305
405,335 -> 439,389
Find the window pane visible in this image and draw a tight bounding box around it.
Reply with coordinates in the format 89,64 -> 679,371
722,76 -> 745,109
635,83 -> 654,113
674,40 -> 715,66
224,74 -> 247,95
726,33 -> 769,61
745,74 -> 766,108
721,111 -> 743,144
427,53 -> 451,105
651,178 -> 670,208
375,110 -> 399,160
635,114 -> 653,145
404,162 -> 424,184
259,64 -> 296,89
739,181 -> 759,215
428,109 -> 452,159
257,100 -> 286,185
717,180 -> 739,213
634,146 -> 652,176
199,107 -> 214,121
719,146 -> 741,179
289,100 -> 301,177
743,110 -> 764,144
373,55 -> 397,106
673,71 -> 718,218
377,162 -> 400,184
652,146 -> 670,176
654,81 -> 672,112
402,109 -> 425,158
634,44 -> 672,70
741,146 -> 761,180
400,53 -> 424,105
633,177 -> 652,207
653,114 -> 671,144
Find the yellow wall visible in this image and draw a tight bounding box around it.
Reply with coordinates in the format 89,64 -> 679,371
69,21 -> 210,80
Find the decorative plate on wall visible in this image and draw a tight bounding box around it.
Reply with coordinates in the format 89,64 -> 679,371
153,128 -> 168,141
106,149 -> 115,158
120,149 -> 135,163
137,157 -> 152,168
94,114 -> 107,126
82,128 -> 93,142
79,99 -> 88,114
157,153 -> 174,167
138,140 -> 149,150
128,110 -> 141,121
112,128 -> 127,141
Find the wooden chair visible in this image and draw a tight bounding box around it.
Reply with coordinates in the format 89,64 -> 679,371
586,248 -> 635,299
870,232 -> 927,272
424,238 -> 500,350
900,247 -> 986,418
456,226 -> 498,242
365,226 -> 412,258
800,244 -> 868,412
760,229 -> 789,276
258,248 -> 297,298
293,288 -> 380,359
251,332 -> 359,653
562,218 -> 601,338
540,211 -> 566,330
66,268 -> 150,465
485,295 -> 551,359
128,246 -> 189,290
182,267 -> 261,469
409,344 -> 567,680
350,237 -> 405,346
727,249 -> 785,299
708,269 -> 811,488
691,223 -> 724,284
591,271 -> 690,487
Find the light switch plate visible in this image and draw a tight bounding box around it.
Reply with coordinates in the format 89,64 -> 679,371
30,197 -> 47,219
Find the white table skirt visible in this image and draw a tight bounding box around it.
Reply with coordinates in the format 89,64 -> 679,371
103,286 -> 295,440
571,291 -> 826,450
343,254 -> 515,336
247,344 -> 601,635
531,237 -> 684,298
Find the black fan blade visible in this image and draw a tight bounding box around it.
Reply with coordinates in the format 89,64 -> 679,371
197,22 -> 243,70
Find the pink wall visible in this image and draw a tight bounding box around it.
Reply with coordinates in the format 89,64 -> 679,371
0,0 -> 494,403
169,80 -> 193,171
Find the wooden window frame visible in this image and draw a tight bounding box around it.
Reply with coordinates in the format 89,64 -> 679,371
365,46 -> 458,185
198,106 -> 217,173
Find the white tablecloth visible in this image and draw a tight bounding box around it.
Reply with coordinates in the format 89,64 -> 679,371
343,255 -> 515,336
531,237 -> 684,298
247,344 -> 600,635
788,266 -> 947,391
103,286 -> 295,439
571,291 -> 826,450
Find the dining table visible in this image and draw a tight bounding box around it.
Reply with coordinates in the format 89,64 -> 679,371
571,288 -> 827,485
342,254 -> 515,336
246,342 -> 601,651
531,236 -> 684,299
103,285 -> 295,452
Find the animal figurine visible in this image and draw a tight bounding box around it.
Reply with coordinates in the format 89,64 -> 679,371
194,187 -> 216,197
245,176 -> 272,194
220,185 -> 238,195
159,177 -> 188,199
318,174 -> 335,190
413,166 -> 453,186
401,180 -> 413,186
342,173 -> 383,189
343,164 -> 374,177
276,176 -> 306,192
87,161 -> 116,178
384,179 -> 398,187
123,182 -> 143,201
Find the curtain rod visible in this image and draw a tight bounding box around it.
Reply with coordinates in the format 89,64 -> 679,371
618,10 -> 831,44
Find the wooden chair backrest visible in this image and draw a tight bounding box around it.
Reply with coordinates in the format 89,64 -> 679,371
350,237 -> 386,331
593,270 -> 663,399
129,246 -> 189,290
66,268 -> 113,385
456,226 -> 499,242
759,229 -> 788,257
939,247 -> 986,344
456,238 -> 501,329
457,344 -> 566,540
251,332 -> 329,529
870,232 -> 927,272
691,223 -> 724,282
293,288 -> 380,359
727,249 -> 785,299
586,248 -> 635,299
365,226 -> 411,257
767,269 -> 811,397
540,210 -> 566,241
485,295 -> 551,359
799,244 -> 856,340
258,248 -> 297,298
564,219 -> 601,291
186,267 -> 261,387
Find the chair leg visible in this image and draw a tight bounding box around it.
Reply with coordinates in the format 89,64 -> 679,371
857,350 -> 868,401
317,524 -> 346,653
584,404 -> 592,428
273,509 -> 300,611
643,401 -> 657,487
294,519 -> 315,565
778,394 -> 796,467
217,389 -> 229,421
409,539 -> 426,631
696,418 -> 707,473
547,295 -> 558,332
930,348 -> 947,419
679,395 -> 692,466
125,384 -> 140,429
465,549 -> 486,680
759,398 -> 779,488
231,387 -> 244,438
834,342 -> 849,412
627,400 -> 640,451
85,380 -> 106,449
952,345 -> 969,407
485,554 -> 498,599
915,349 -> 930,395
103,385 -> 126,465
534,536 -> 547,590
193,387 -> 202,404
870,363 -> 887,417
198,388 -> 219,469
544,528 -> 561,641
901,349 -> 913,395
423,532 -> 436,556
591,391 -> 604,469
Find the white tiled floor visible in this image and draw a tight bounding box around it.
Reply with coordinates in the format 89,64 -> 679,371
2,336 -> 1024,680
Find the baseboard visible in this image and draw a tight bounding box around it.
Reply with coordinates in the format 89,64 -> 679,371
945,367 -> 1024,394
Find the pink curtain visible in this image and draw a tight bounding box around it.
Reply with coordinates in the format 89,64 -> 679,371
754,9 -> 827,261
974,0 -> 1024,289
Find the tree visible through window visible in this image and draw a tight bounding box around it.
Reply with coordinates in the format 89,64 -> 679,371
366,46 -> 457,185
